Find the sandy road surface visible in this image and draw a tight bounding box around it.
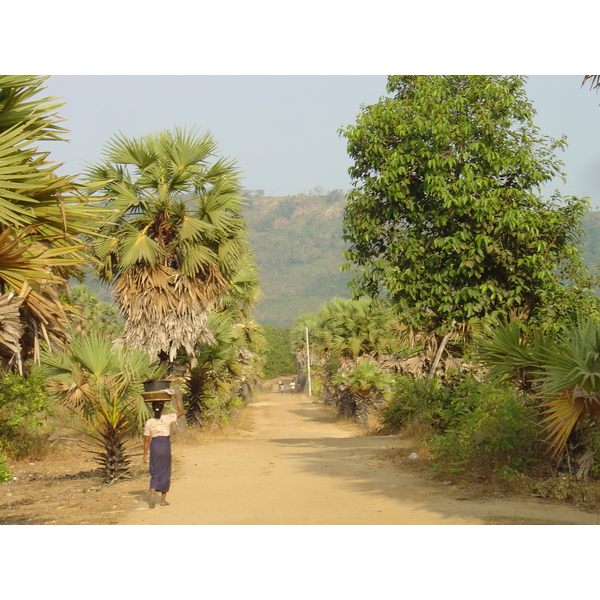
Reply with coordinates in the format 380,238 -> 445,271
120,387 -> 599,525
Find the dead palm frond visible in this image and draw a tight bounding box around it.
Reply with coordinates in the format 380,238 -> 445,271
0,292 -> 23,371
114,263 -> 223,361
582,75 -> 600,90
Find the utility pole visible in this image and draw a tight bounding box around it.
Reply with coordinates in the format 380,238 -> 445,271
305,326 -> 312,397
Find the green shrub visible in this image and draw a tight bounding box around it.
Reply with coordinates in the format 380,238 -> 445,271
0,449 -> 12,482
0,367 -> 52,459
380,374 -> 543,477
380,374 -> 463,430
427,379 -> 542,475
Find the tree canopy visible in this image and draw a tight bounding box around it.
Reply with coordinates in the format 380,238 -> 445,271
85,127 -> 252,362
340,75 -> 596,331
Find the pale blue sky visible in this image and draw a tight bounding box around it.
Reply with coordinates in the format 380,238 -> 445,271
38,75 -> 600,203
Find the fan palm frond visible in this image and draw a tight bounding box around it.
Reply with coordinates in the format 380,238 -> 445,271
0,75 -> 108,370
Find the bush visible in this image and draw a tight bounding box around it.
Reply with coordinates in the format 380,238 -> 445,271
0,450 -> 12,483
380,375 -> 461,431
427,378 -> 542,476
0,367 -> 52,459
380,374 -> 543,477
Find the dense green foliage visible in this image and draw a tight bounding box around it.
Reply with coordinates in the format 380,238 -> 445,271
340,75 -> 595,331
427,379 -> 542,476
381,375 -> 543,476
261,325 -> 296,378
0,367 -> 50,459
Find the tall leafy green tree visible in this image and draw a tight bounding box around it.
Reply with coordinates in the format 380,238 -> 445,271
262,325 -> 295,378
340,75 -> 595,332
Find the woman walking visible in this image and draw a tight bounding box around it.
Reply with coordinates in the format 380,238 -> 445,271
143,390 -> 184,508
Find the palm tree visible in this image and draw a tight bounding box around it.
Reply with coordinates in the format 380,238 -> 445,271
292,298 -> 409,420
310,297 -> 401,365
477,318 -> 600,476
0,76 -> 106,372
536,320 -> 600,465
184,312 -> 246,426
332,358 -> 395,425
475,320 -> 554,392
85,127 -> 250,365
43,333 -> 166,482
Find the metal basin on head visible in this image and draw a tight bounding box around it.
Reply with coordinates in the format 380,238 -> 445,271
142,380 -> 171,393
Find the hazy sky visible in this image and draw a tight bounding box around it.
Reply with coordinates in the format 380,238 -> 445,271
38,75 -> 600,203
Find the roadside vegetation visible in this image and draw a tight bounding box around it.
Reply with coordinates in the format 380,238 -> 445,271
2,73 -> 600,510
0,77 -> 265,483
290,75 -> 600,502
261,325 -> 296,378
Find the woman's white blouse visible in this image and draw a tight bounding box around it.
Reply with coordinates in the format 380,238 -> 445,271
143,413 -> 178,438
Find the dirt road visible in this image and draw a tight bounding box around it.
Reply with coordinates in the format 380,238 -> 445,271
120,386 -> 599,525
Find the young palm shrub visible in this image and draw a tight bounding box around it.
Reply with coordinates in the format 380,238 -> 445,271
536,320 -> 600,465
43,334 -> 165,482
332,358 -> 395,426
477,318 -> 600,477
475,320 -> 554,392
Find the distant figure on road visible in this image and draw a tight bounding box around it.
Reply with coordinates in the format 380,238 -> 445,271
278,380 -> 284,394
290,381 -> 296,395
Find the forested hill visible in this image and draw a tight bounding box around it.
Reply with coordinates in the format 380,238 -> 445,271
83,196 -> 600,329
581,211 -> 600,276
242,190 -> 352,327
243,192 -> 600,328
